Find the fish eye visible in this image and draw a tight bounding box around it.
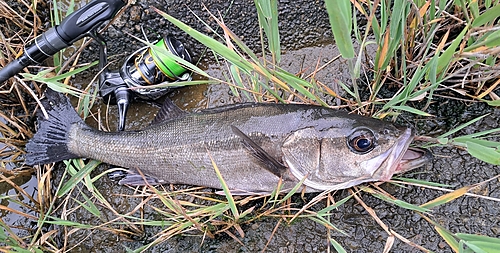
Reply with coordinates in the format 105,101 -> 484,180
347,128 -> 376,154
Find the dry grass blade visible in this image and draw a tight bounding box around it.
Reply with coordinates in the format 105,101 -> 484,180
261,218 -> 282,253
350,188 -> 390,233
222,230 -> 246,249
420,185 -> 473,209
421,174 -> 500,209
382,235 -> 395,253
0,203 -> 37,220
0,0 -> 36,34
389,229 -> 431,252
350,188 -> 431,252
390,178 -> 500,202
0,173 -> 38,208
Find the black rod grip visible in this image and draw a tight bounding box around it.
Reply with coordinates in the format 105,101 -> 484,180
0,0 -> 126,83
56,0 -> 126,43
0,57 -> 26,83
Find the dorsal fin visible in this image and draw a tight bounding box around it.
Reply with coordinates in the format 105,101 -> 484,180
151,98 -> 187,125
230,125 -> 287,178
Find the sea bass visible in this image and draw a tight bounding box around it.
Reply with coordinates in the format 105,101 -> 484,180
25,90 -> 431,194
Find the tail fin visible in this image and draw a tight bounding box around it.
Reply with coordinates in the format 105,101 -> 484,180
25,89 -> 85,165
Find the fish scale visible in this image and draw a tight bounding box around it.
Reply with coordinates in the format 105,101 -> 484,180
67,107 -> 298,192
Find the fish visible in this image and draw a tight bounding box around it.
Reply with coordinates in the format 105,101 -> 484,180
25,89 -> 432,194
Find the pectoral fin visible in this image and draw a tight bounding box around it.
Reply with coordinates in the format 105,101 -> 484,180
230,125 -> 287,178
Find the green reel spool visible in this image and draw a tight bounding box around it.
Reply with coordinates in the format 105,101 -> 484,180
120,35 -> 192,99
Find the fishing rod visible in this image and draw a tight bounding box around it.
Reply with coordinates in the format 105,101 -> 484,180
0,0 -> 126,83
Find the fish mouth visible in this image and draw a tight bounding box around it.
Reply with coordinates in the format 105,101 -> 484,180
395,147 -> 433,173
368,128 -> 432,181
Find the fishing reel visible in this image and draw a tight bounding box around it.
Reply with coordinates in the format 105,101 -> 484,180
92,32 -> 192,131
0,0 -> 193,131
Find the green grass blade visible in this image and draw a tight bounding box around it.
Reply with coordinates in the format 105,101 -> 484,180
465,29 -> 500,52
472,4 -> 500,27
134,80 -> 219,90
72,193 -> 101,217
452,137 -> 500,148
465,141 -> 500,165
460,243 -> 488,253
45,61 -> 98,81
371,192 -> 430,212
457,233 -> 500,246
307,216 -> 345,234
380,0 -> 388,33
21,72 -> 85,97
435,225 -> 460,252
229,64 -> 244,98
390,105 -> 432,116
209,154 -> 239,221
58,159 -> 101,197
437,114 -> 489,139
325,0 -> 355,59
330,238 -> 347,253
154,8 -> 253,71
452,127 -> 500,139
377,63 -> 429,113
376,0 -> 408,70
316,195 -> 352,216
51,0 -> 61,26
437,26 -> 467,74
273,69 -> 328,106
277,176 -> 307,205
337,80 -> 356,98
43,216 -> 93,228
469,0 -> 480,19
66,0 -> 75,15
254,0 -> 281,63
393,177 -> 452,188
458,235 -> 500,253
486,99 -> 500,106
238,206 -> 256,220
78,89 -> 93,119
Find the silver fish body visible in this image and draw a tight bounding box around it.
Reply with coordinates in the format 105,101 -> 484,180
26,90 -> 431,194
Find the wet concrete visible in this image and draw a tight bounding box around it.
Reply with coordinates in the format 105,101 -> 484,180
1,0 -> 500,252
51,122 -> 500,253
57,0 -> 500,252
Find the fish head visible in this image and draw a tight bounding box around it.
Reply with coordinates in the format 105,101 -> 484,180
282,116 -> 431,191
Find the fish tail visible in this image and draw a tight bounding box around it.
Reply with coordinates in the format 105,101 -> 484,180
25,89 -> 85,165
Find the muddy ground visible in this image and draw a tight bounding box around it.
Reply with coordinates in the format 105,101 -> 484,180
1,0 -> 499,252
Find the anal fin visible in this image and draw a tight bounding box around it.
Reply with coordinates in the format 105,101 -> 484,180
111,169 -> 165,186
215,189 -> 272,195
